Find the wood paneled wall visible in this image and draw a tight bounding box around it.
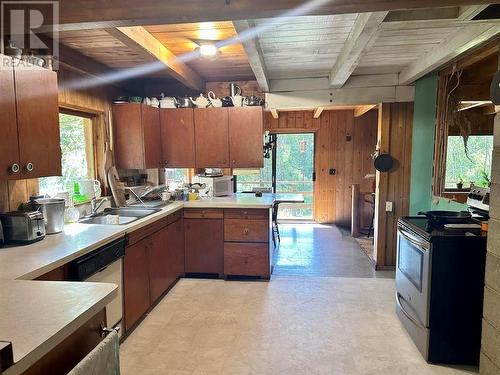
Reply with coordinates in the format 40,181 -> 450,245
264,109 -> 378,225
314,110 -> 378,225
374,102 -> 414,269
0,64 -> 121,213
264,111 -> 320,133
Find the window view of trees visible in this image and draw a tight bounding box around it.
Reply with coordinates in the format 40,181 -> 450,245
39,113 -> 94,196
445,135 -> 493,189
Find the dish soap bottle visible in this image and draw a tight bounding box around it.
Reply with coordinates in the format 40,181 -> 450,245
65,196 -> 80,223
72,182 -> 88,204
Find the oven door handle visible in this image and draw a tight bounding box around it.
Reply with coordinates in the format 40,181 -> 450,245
398,227 -> 429,251
396,292 -> 426,329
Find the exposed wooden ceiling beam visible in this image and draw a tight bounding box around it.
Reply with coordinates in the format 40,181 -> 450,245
233,20 -> 269,92
270,109 -> 279,119
313,107 -> 324,119
458,5 -> 489,20
329,12 -> 388,89
399,23 -> 500,85
354,105 -> 377,117
107,26 -> 205,91
384,7 -> 459,22
54,0 -> 495,31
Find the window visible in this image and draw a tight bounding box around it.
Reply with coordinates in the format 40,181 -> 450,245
444,135 -> 492,190
165,169 -> 190,190
234,159 -> 273,193
39,112 -> 95,196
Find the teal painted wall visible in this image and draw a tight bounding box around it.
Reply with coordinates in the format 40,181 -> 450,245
409,73 -> 467,214
409,74 -> 438,214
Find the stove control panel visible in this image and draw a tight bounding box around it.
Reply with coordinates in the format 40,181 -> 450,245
467,186 -> 490,213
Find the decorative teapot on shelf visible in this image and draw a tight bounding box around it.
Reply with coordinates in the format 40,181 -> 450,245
190,93 -> 210,108
159,93 -> 178,108
208,91 -> 222,107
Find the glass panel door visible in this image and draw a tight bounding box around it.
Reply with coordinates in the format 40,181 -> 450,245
275,133 -> 315,220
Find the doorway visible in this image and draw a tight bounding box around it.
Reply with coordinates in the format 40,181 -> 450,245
274,133 -> 315,220
235,132 -> 315,220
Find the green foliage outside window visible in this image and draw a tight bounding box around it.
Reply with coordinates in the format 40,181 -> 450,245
445,135 -> 492,189
39,113 -> 92,195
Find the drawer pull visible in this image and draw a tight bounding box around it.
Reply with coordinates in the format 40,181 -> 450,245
244,257 -> 249,264
244,228 -> 250,235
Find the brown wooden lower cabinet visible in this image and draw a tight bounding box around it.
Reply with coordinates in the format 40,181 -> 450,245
224,243 -> 270,278
124,212 -> 184,332
21,309 -> 106,375
167,217 -> 185,280
148,226 -> 169,304
148,217 -> 185,305
184,215 -> 224,274
123,236 -> 151,331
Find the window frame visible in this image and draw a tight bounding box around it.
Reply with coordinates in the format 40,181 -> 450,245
59,107 -> 97,181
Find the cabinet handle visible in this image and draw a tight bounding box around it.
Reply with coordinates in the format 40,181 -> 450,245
9,163 -> 20,174
243,211 -> 248,215
244,228 -> 250,235
25,163 -> 34,172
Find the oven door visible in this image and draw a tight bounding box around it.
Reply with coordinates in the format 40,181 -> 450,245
396,224 -> 431,328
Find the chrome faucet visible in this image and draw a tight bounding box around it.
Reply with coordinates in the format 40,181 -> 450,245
90,197 -> 108,215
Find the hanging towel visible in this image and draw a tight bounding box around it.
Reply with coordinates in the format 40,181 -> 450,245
67,330 -> 120,375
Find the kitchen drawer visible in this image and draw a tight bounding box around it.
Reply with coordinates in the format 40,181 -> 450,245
224,243 -> 269,277
224,208 -> 269,220
167,209 -> 183,224
224,219 -> 268,243
184,208 -> 223,219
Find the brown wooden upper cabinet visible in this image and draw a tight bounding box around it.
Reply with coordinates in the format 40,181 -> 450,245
159,108 -> 196,168
0,56 -> 61,179
228,107 -> 263,168
194,108 -> 230,168
113,103 -> 162,169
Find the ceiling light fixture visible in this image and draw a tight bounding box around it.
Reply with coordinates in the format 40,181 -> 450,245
198,43 -> 218,57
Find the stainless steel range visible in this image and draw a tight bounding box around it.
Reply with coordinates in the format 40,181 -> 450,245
396,187 -> 489,365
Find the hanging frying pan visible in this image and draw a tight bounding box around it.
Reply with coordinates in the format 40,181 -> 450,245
374,153 -> 394,172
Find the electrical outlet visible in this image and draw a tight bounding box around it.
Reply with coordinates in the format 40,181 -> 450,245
385,201 -> 393,212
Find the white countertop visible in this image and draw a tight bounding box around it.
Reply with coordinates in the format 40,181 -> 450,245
0,194 -> 303,374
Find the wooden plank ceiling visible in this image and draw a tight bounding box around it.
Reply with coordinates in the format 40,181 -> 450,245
254,15 -> 358,79
56,5 -> 500,90
144,22 -> 254,81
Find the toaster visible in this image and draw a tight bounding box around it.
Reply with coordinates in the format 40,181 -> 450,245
0,211 -> 46,244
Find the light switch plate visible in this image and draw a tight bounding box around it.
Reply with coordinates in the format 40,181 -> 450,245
385,201 -> 393,212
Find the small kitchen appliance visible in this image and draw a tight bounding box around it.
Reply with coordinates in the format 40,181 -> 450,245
191,175 -> 235,197
0,211 -> 46,244
395,187 -> 490,365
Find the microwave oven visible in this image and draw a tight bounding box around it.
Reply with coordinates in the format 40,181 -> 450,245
191,175 -> 236,197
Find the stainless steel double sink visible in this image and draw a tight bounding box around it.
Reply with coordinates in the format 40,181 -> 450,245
79,207 -> 162,225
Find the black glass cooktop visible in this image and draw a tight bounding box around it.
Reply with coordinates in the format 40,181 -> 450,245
399,216 -> 484,240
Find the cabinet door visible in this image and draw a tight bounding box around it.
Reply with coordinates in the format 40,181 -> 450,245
228,107 -> 263,168
149,226 -> 170,304
142,106 -> 162,169
194,108 -> 229,168
123,238 -> 150,331
160,108 -> 195,167
0,58 -> 20,180
15,65 -> 61,178
112,104 -> 145,169
184,218 -> 223,274
167,217 -> 185,279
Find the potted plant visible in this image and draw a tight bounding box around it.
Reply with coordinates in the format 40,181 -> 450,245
456,175 -> 464,190
478,170 -> 491,188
